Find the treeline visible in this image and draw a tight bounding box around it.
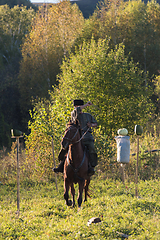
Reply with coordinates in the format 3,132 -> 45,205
0,0 -> 160,150
72,0 -> 100,18
0,0 -> 37,9
0,3 -> 36,147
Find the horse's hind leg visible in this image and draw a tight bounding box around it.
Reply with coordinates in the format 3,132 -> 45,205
84,179 -> 90,202
77,182 -> 85,208
64,178 -> 72,206
70,183 -> 75,207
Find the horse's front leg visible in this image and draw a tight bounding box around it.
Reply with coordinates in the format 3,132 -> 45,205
64,178 -> 72,206
84,179 -> 90,202
77,181 -> 85,208
70,183 -> 75,207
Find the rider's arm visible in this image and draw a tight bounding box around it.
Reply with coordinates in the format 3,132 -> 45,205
87,122 -> 97,128
79,101 -> 92,110
80,101 -> 97,129
72,101 -> 92,121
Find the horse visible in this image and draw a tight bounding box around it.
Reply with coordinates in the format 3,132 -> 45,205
61,120 -> 90,209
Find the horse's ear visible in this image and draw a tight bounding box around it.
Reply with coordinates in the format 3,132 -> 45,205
67,120 -> 72,126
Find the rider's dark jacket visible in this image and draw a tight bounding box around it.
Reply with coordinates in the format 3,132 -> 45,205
71,106 -> 97,141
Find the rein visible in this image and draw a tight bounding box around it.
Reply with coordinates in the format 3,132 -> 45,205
62,127 -> 79,143
74,127 -> 90,144
62,126 -> 90,144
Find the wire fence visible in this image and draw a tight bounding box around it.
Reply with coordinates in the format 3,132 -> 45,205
97,148 -> 160,182
131,149 -> 160,156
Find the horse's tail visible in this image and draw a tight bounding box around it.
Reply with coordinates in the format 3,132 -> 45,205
87,191 -> 91,198
86,184 -> 95,198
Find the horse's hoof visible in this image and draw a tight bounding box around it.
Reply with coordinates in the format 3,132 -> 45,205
77,207 -> 81,212
67,200 -> 72,206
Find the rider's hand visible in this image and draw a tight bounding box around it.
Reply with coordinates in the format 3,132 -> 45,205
87,122 -> 92,128
87,101 -> 92,106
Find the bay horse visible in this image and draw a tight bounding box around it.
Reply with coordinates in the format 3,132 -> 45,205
61,120 -> 90,209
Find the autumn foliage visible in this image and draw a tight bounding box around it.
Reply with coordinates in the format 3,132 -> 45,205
19,1 -> 84,118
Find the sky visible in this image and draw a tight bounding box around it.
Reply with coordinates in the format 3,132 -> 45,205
30,0 -> 75,3
31,0 -> 60,2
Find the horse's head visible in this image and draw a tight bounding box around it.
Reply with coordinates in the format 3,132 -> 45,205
61,120 -> 80,150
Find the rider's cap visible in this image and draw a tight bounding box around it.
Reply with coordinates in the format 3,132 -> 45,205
73,99 -> 84,106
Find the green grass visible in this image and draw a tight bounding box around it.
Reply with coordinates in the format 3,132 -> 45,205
0,177 -> 160,239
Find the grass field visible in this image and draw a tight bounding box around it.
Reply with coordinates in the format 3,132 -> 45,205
0,176 -> 160,239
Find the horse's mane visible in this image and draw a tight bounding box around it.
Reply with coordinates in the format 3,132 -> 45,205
67,119 -> 79,127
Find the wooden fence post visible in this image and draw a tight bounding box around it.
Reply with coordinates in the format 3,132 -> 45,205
121,163 -> 125,185
16,137 -> 20,216
135,136 -> 139,197
51,136 -> 58,191
11,129 -> 23,216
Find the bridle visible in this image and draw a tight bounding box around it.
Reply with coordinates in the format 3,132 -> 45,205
62,126 -> 79,144
62,125 -> 90,145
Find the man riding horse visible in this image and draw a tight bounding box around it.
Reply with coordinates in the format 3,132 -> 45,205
53,99 -> 98,176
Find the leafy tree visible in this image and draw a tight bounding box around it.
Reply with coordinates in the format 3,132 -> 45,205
24,96 -> 68,180
0,4 -> 35,70
75,0 -> 160,118
18,0 -> 84,128
53,38 -> 154,135
155,76 -> 160,96
91,0 -> 160,78
0,5 -> 35,148
25,37 -> 154,178
0,0 -> 37,9
145,0 -> 160,76
0,112 -> 11,148
154,75 -> 160,115
24,101 -> 53,180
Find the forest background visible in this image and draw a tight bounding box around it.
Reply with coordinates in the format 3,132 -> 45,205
0,0 -> 160,182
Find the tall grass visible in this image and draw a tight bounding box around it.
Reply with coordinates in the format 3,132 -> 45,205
0,178 -> 160,239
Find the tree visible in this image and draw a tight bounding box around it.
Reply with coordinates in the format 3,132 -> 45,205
91,0 -> 160,78
24,37 -> 154,179
51,38 -> 154,135
24,100 -> 56,180
154,75 -> 160,114
0,4 -> 35,148
77,0 -> 160,120
0,4 -> 35,72
0,0 -> 37,10
18,0 -> 84,128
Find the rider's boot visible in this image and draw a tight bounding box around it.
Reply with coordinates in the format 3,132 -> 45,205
53,160 -> 64,173
53,148 -> 68,173
88,166 -> 95,176
87,161 -> 95,176
88,153 -> 97,176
